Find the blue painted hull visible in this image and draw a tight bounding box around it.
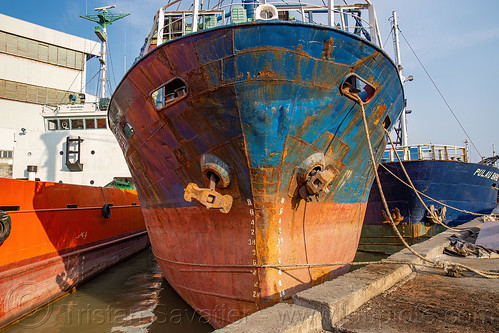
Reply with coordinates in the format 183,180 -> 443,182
364,160 -> 499,227
109,22 -> 404,327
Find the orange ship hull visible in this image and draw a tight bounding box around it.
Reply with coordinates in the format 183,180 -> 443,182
146,201 -> 365,327
0,178 -> 147,328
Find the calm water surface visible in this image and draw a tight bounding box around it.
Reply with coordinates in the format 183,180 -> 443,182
3,248 -> 213,333
4,247 -> 388,333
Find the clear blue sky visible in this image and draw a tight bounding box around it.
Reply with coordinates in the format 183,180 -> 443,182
1,0 -> 498,162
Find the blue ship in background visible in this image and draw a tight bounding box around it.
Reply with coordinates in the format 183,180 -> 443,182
359,11 -> 499,254
360,144 -> 499,254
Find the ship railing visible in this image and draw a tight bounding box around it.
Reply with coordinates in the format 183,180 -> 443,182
139,0 -> 381,58
383,144 -> 468,163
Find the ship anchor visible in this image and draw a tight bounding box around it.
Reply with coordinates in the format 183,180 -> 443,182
184,154 -> 233,213
298,168 -> 336,202
425,205 -> 447,225
297,152 -> 337,202
382,207 -> 404,225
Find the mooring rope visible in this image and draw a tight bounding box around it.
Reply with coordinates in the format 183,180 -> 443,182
100,187 -> 108,204
355,95 -> 498,279
151,98 -> 498,279
151,248 -> 466,270
149,97 -> 498,279
152,249 -> 404,269
382,127 -> 483,234
379,163 -> 484,217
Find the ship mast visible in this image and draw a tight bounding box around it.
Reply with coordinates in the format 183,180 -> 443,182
391,11 -> 412,146
81,5 -> 129,100
192,0 -> 200,32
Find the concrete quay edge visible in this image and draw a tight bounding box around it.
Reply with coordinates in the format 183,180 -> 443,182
215,218 -> 484,332
215,303 -> 323,333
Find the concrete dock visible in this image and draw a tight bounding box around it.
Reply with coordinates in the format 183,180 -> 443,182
216,217 -> 499,332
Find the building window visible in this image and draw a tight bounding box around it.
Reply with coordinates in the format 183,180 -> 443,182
0,150 -> 13,159
0,78 -> 82,106
0,31 -> 84,70
60,119 -> 70,130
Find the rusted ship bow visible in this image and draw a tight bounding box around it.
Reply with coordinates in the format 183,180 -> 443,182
109,1 -> 404,328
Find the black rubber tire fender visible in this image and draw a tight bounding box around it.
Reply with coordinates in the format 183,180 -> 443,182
102,204 -> 111,219
0,210 -> 12,243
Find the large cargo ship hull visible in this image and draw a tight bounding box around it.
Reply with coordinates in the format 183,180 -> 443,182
109,22 -> 404,328
0,178 -> 147,328
360,160 -> 499,253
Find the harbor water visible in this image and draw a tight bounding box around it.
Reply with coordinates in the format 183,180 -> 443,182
2,246 -> 387,332
2,248 -> 213,333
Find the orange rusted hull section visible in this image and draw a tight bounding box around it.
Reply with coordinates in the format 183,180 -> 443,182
0,178 -> 147,328
146,200 -> 365,328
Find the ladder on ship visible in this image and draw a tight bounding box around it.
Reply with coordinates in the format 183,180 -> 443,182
65,136 -> 84,172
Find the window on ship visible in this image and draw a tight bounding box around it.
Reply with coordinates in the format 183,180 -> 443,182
151,78 -> 188,110
46,117 -> 108,130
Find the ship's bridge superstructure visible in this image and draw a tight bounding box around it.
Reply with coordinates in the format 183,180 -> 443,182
0,13 -> 131,185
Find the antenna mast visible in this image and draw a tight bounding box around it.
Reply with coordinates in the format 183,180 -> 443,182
81,5 -> 130,100
391,11 -> 412,146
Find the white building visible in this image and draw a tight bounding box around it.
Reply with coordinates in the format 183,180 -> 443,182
0,13 -> 132,186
